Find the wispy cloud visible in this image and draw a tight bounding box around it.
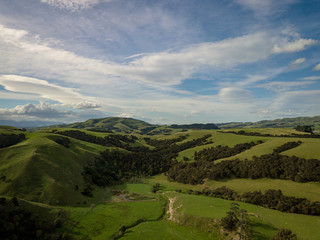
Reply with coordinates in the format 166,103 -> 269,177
258,80 -> 315,92
1,23 -> 317,90
232,0 -> 298,16
0,75 -> 100,109
40,0 -> 112,12
299,76 -> 320,81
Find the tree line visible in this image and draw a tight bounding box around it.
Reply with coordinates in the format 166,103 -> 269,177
54,130 -> 147,152
194,141 -> 262,162
166,152 -> 320,185
190,186 -> 320,216
0,133 -> 25,148
221,130 -> 320,138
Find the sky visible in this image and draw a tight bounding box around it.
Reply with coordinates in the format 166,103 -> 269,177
0,0 -> 320,126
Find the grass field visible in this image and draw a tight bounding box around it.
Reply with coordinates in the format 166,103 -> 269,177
121,220 -> 221,240
174,193 -> 320,240
66,199 -> 165,240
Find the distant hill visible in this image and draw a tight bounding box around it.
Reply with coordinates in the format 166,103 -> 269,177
37,117 -> 154,134
217,116 -> 320,130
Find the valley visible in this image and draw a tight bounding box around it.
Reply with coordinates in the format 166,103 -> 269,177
1,117 -> 320,240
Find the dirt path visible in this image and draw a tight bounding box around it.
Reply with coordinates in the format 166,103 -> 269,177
167,196 -> 182,223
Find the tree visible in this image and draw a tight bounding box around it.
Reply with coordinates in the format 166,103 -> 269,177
271,229 -> 297,240
151,183 -> 161,193
221,203 -> 250,239
237,209 -> 250,240
295,125 -> 313,134
221,203 -> 239,231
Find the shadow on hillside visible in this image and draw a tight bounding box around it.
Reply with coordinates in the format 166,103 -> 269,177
250,220 -> 277,240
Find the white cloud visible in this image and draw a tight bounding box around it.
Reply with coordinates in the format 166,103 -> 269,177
272,39 -> 318,53
1,24 -> 318,90
218,87 -> 253,102
0,102 -> 71,118
0,75 -> 100,109
259,81 -> 314,91
291,57 -> 306,65
40,0 -> 112,12
314,63 -> 320,71
299,76 -> 320,81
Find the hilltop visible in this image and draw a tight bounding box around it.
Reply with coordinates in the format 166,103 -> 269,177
217,116 -> 320,130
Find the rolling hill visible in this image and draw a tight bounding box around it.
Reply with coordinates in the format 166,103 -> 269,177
1,118 -> 320,240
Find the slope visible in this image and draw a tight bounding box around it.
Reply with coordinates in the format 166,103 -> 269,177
0,129 -> 107,206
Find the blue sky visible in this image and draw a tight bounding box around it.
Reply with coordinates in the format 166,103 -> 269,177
0,0 -> 320,125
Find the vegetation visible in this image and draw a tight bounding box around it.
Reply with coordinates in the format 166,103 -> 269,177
194,141 -> 262,162
167,152 -> 320,184
1,118 -> 320,240
0,133 -> 25,148
217,116 -> 320,130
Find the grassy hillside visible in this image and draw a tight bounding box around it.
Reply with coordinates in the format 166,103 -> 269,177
0,128 -> 108,205
62,117 -> 153,133
217,116 -> 320,130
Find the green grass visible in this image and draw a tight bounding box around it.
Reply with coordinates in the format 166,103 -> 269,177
175,193 -> 320,240
66,200 -> 165,240
121,220 -> 220,240
0,132 -> 109,206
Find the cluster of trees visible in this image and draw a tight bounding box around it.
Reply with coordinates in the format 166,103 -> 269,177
167,152 -> 320,185
0,197 -> 73,240
54,137 -> 71,148
273,141 -> 302,153
81,135 -> 212,195
0,133 -> 25,148
221,203 -> 250,240
54,130 -> 145,152
194,141 -> 262,162
240,189 -> 320,215
222,130 -> 320,138
295,125 -> 313,134
82,149 -> 175,189
187,186 -> 320,216
271,229 -> 297,240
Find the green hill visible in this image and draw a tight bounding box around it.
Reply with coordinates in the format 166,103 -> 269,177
0,128 -> 108,206
57,117 -> 153,134
217,116 -> 320,130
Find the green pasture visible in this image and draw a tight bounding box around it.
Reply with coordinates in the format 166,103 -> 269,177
176,193 -> 320,240
121,220 -> 220,240
66,200 -> 165,240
